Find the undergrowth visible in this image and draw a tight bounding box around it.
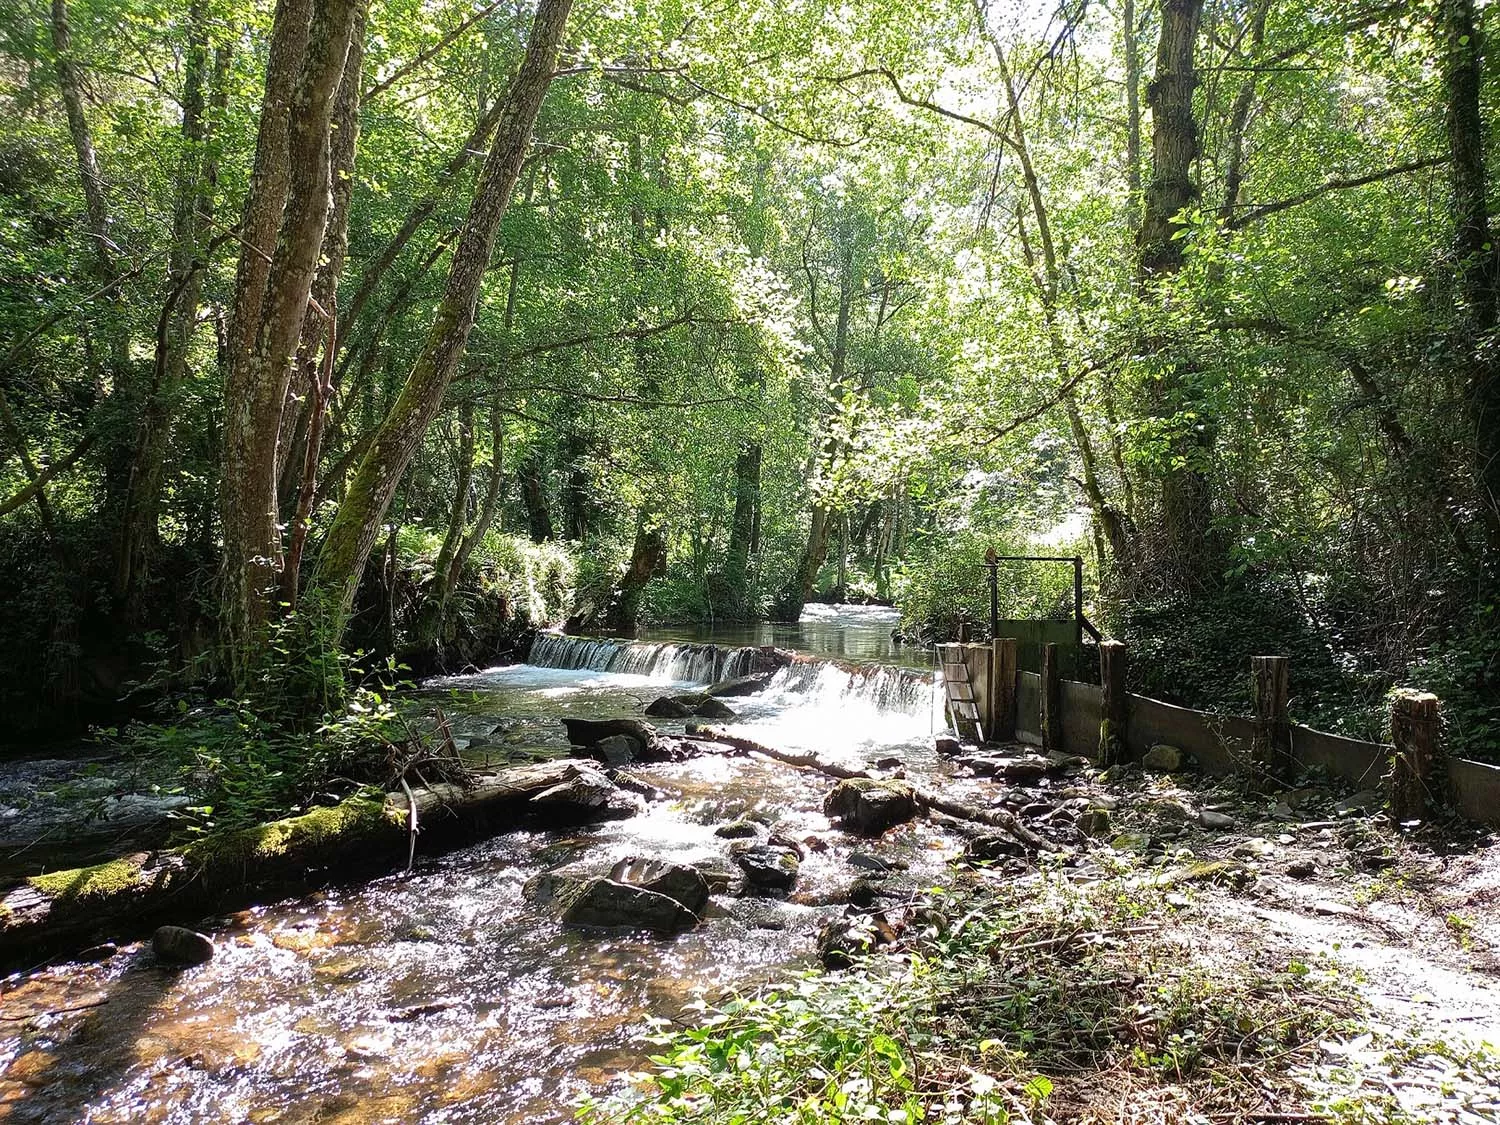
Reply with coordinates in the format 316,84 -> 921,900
580,875 -> 1361,1124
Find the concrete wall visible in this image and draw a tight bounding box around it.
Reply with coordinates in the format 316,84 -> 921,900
1124,695 -> 1251,775
1449,758 -> 1500,827
1016,670 -> 1041,738
1291,726 -> 1388,789
994,667 -> 1500,831
1060,679 -> 1102,757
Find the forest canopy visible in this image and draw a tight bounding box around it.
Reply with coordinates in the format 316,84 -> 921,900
1,0 -> 1497,757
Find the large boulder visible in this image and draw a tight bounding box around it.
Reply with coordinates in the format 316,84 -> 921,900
609,857 -> 711,914
644,695 -> 738,721
823,778 -> 919,836
560,878 -> 698,934
704,674 -> 771,698
562,717 -> 657,752
732,843 -> 800,894
1142,744 -> 1184,772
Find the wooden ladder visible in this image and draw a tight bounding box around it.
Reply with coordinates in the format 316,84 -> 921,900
939,644 -> 984,745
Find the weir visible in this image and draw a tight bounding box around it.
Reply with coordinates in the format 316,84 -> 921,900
527,633 -> 758,683
527,633 -> 936,719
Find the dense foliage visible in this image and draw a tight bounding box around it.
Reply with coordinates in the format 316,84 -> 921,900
1,0 -> 1497,754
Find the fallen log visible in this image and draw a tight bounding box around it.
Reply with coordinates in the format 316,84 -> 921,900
684,724 -> 1067,854
0,758 -> 630,966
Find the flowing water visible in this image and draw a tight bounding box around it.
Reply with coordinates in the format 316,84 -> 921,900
0,610 -> 962,1125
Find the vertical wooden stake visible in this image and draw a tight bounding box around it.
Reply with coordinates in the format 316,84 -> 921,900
1040,641 -> 1062,754
1099,639 -> 1128,766
991,637 -> 1017,742
1388,690 -> 1440,822
1250,655 -> 1291,790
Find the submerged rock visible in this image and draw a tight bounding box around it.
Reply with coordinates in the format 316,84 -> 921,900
704,673 -> 771,697
714,819 -> 760,839
561,878 -> 699,935
732,843 -> 800,894
153,925 -> 214,966
823,778 -> 918,836
608,857 -> 711,914
691,696 -> 737,720
963,834 -> 1028,863
644,697 -> 693,719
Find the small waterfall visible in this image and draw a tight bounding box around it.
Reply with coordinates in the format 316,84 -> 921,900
527,634 -> 757,683
763,660 -> 936,719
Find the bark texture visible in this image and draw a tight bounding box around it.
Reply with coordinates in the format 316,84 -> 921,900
221,0 -> 364,682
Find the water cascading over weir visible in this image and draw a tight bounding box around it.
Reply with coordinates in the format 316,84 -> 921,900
526,634 -> 936,719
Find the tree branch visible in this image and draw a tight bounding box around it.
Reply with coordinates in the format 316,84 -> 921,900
1229,157 -> 1447,228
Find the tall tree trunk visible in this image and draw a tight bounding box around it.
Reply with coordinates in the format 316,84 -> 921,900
1439,0 -> 1500,534
226,0 -> 311,363
50,0 -> 113,283
1137,0 -> 1217,586
220,0 -> 364,685
115,12 -> 226,610
985,22 -> 1134,570
1137,0 -> 1203,282
281,13 -> 367,607
791,242 -> 856,615
1123,0 -> 1142,234
312,0 -> 573,624
724,442 -> 762,603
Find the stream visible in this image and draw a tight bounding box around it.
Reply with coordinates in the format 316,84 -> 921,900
0,608 -> 965,1124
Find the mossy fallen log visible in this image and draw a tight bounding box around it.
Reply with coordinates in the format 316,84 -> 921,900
0,758 -> 629,966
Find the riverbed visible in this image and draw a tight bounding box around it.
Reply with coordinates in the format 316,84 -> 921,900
0,609 -> 968,1124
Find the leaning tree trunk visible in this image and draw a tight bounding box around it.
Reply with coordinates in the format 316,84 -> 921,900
312,0 -> 574,625
220,0 -> 364,686
606,514 -> 666,635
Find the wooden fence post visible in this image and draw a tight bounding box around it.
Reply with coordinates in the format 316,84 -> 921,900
1389,690 -> 1440,822
1099,639 -> 1128,766
1250,656 -> 1291,789
991,637 -> 1017,742
1040,642 -> 1062,754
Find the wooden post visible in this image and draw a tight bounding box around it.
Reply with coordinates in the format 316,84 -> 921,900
1250,656 -> 1291,789
991,637 -> 1017,742
1099,640 -> 1128,766
1388,690 -> 1440,822
1040,641 -> 1062,754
